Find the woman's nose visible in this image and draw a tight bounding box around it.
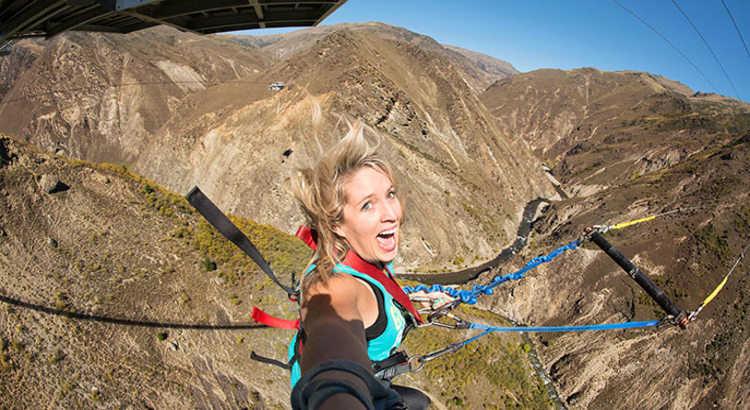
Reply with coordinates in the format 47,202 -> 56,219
381,201 -> 399,222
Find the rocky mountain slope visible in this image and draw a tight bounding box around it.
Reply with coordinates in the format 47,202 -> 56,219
0,39 -> 43,101
477,68 -> 750,409
0,136 -> 551,409
0,25 -> 554,271
0,26 -> 273,165
480,68 -> 750,197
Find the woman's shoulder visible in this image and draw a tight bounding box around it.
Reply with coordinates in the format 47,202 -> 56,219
304,269 -> 366,297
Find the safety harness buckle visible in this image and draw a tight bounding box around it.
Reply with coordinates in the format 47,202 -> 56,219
372,351 -> 412,380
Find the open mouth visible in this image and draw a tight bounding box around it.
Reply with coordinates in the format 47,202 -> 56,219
376,228 -> 397,251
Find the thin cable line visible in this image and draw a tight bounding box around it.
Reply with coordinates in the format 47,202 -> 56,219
720,0 -> 750,61
672,0 -> 740,100
610,0 -> 721,94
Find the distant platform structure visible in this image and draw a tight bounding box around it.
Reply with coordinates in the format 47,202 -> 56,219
0,0 -> 347,48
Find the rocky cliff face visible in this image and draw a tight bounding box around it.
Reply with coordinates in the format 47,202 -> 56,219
0,39 -> 43,101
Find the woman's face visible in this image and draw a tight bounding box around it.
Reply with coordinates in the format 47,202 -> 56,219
335,166 -> 402,265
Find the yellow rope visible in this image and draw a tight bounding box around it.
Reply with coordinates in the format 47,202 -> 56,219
699,276 -> 729,308
689,243 -> 749,321
611,215 -> 656,230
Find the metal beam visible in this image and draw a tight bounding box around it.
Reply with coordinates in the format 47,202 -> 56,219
0,0 -> 346,46
137,0 -> 254,20
313,0 -> 345,26
187,9 -> 321,31
94,0 -> 158,11
258,1 -> 339,5
199,19 -> 312,34
117,19 -> 154,33
46,4 -> 114,37
113,0 -> 159,11
120,8 -> 201,34
248,0 -> 263,19
197,18 -> 314,33
75,23 -> 128,32
0,0 -> 66,42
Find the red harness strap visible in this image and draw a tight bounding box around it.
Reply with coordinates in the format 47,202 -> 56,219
251,307 -> 300,330
296,226 -> 319,251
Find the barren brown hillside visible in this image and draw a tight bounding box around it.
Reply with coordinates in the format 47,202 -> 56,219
137,27 -> 554,271
225,22 -> 519,93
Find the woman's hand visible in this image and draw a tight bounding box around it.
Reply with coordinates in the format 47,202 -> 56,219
408,290 -> 455,310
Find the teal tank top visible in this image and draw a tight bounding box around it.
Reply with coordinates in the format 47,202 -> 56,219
288,261 -> 409,387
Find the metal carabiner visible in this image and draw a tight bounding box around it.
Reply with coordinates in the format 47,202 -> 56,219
407,355 -> 426,373
427,299 -> 462,323
406,342 -> 464,373
421,342 -> 463,363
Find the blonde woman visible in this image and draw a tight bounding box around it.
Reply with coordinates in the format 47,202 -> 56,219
287,121 -> 451,409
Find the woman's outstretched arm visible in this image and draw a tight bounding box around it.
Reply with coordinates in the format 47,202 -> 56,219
297,275 -> 378,410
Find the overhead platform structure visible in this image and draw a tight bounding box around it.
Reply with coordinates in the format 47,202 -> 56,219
0,0 -> 347,49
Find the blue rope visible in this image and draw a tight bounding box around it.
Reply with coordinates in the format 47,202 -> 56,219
467,320 -> 659,334
456,320 -> 659,347
403,239 -> 580,304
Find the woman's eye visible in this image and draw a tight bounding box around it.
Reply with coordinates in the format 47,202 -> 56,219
387,190 -> 396,199
362,202 -> 372,211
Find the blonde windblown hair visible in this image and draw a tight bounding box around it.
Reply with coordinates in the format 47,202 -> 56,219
286,120 -> 398,289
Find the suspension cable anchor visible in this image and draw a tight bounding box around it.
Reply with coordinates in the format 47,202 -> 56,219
656,311 -> 690,329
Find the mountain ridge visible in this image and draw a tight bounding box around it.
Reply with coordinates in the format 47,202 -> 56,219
225,22 -> 519,93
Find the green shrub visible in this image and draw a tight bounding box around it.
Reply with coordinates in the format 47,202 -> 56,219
203,258 -> 217,272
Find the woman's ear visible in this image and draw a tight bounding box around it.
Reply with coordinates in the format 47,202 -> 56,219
333,224 -> 346,239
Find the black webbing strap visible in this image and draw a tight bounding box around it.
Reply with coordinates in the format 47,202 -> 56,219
185,186 -> 296,295
251,350 -> 293,370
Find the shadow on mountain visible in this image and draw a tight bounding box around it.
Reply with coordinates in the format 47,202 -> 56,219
0,293 -> 266,330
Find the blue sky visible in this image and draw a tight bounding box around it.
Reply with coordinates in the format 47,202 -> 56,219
237,0 -> 750,103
